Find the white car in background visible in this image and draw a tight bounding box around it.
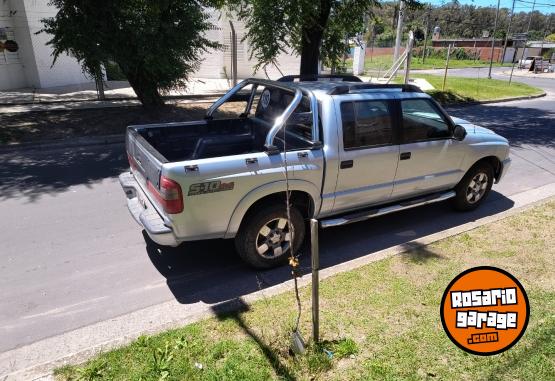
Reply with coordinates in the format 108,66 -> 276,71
518,56 -> 542,69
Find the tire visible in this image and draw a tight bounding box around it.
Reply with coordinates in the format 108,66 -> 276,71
452,162 -> 494,211
235,204 -> 305,269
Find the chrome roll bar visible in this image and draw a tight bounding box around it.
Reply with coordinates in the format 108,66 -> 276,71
205,78 -> 320,150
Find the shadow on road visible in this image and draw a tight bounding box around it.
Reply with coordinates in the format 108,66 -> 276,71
145,191 -> 514,306
0,144 -> 128,202
447,104 -> 555,148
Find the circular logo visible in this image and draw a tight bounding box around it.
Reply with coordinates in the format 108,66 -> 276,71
4,40 -> 18,52
440,266 -> 529,356
260,89 -> 271,109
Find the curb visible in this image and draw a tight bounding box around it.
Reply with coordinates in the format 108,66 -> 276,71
0,134 -> 125,153
441,91 -> 547,107
2,183 -> 554,381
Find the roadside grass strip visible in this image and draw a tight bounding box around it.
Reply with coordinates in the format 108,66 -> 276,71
415,74 -> 544,104
56,202 -> 555,380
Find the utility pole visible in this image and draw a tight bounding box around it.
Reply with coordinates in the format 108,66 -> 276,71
422,5 -> 431,64
509,0 -> 536,84
394,0 -> 405,61
526,0 -> 536,34
488,0 -> 501,79
501,0 -> 516,65
443,44 -> 452,91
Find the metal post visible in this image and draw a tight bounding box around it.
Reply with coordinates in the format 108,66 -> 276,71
422,6 -> 430,64
443,44 -> 452,91
502,0 -> 516,65
488,0 -> 501,79
310,219 -> 319,344
404,31 -> 414,84
511,1 -> 536,85
229,21 -> 238,87
393,0 -> 404,62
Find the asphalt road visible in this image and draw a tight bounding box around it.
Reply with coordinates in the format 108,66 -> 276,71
1,70 -> 554,353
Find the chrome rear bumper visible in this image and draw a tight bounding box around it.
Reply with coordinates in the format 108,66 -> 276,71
119,172 -> 179,247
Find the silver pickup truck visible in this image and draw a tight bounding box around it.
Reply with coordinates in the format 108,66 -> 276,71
120,75 -> 511,268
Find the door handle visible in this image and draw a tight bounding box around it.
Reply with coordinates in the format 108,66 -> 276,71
340,160 -> 353,169
245,157 -> 258,164
297,151 -> 309,158
400,152 -> 411,160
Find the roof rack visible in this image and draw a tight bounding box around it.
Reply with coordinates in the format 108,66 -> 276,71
328,83 -> 423,95
277,74 -> 363,83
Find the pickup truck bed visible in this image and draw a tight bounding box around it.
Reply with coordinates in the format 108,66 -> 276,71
135,119 -> 268,162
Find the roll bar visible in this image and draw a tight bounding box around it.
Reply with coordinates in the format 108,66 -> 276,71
205,78 -> 320,153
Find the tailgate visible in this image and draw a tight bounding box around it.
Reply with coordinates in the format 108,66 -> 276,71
126,127 -> 166,192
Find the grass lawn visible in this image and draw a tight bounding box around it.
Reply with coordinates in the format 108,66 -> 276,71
411,74 -> 544,104
346,56 -> 508,74
56,201 -> 555,381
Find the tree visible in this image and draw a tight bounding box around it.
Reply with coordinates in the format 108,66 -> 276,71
547,33 -> 555,42
41,0 -> 218,108
229,0 -> 395,76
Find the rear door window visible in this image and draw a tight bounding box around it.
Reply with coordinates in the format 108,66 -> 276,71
340,100 -> 393,149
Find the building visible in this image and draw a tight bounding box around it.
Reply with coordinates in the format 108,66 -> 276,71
0,2 -> 299,91
431,38 -> 509,62
0,0 -> 90,90
194,13 -> 300,80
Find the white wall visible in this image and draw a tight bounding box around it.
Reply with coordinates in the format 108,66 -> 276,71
193,12 -> 300,80
0,0 -> 27,88
16,0 -> 90,88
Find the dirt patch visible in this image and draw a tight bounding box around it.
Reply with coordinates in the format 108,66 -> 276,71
0,102 -> 247,145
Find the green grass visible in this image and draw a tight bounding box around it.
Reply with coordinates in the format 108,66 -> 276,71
389,73 -> 542,104
55,202 -> 555,380
410,74 -> 544,104
346,56 -> 509,74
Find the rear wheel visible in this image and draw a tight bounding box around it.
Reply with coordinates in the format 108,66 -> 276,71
453,162 -> 494,211
235,204 -> 305,269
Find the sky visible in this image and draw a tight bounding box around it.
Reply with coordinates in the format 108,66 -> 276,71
425,0 -> 555,14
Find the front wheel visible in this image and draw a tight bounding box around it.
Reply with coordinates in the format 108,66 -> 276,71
452,162 -> 494,211
235,204 -> 305,269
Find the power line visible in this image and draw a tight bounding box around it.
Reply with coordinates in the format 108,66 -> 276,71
515,0 -> 555,7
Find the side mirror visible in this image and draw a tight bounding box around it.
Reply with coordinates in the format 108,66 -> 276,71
453,125 -> 467,141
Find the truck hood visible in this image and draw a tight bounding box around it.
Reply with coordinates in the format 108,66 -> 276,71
451,116 -> 496,135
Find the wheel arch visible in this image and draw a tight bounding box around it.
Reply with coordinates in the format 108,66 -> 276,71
471,156 -> 503,181
224,180 -> 320,239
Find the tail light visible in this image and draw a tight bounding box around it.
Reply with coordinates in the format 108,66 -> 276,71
147,175 -> 184,214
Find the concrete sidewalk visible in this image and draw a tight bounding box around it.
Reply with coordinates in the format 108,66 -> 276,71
0,78 -> 236,105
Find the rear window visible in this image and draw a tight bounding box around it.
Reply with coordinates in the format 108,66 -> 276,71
254,87 -> 313,141
340,100 -> 393,149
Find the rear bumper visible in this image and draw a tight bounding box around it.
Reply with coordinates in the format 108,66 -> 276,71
496,157 -> 511,183
119,172 -> 179,247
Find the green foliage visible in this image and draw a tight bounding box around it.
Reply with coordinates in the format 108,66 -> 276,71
546,33 -> 555,42
104,61 -> 126,81
229,0 -> 394,74
74,360 -> 107,381
543,48 -> 555,60
370,2 -> 555,44
40,0 -> 218,107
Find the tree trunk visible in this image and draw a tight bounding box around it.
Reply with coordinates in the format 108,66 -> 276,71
299,0 -> 332,76
95,65 -> 105,101
127,74 -> 164,109
300,28 -> 323,76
